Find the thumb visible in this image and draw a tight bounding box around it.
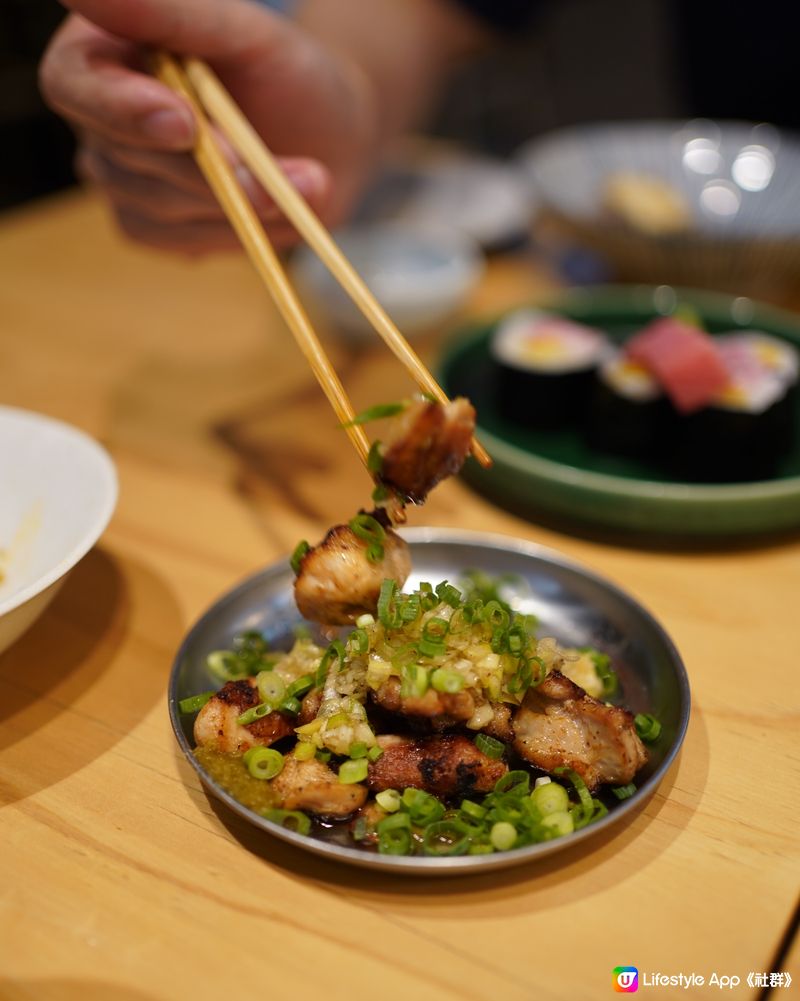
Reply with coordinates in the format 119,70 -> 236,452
60,0 -> 287,62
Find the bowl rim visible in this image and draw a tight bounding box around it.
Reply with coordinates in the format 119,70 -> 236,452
0,405 -> 118,616
168,527 -> 690,875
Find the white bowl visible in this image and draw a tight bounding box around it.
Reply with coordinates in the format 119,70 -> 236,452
517,119 -> 800,299
0,407 -> 118,654
290,222 -> 484,341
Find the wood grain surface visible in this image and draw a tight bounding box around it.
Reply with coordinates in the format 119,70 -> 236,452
0,190 -> 797,1001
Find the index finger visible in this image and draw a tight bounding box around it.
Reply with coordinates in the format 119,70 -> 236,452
40,16 -> 196,150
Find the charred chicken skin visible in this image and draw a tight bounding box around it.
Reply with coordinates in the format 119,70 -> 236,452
378,397 -> 476,503
368,733 -> 507,798
194,678 -> 294,754
512,670 -> 648,791
293,520 -> 411,625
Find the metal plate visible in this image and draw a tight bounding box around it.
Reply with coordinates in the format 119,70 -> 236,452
169,529 -> 690,875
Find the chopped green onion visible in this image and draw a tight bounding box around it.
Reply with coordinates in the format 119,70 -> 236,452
430,668 -> 464,694
540,810 -> 574,838
398,593 -> 421,622
377,579 -> 400,629
474,734 -> 506,760
340,401 -> 407,427
367,745 -> 384,762
348,513 -> 385,564
243,746 -> 284,780
421,820 -> 471,857
366,439 -> 384,475
634,713 -> 662,742
315,749 -> 331,764
460,800 -> 487,821
206,650 -> 243,682
507,658 -> 533,695
376,811 -> 412,855
531,781 -> 569,816
257,671 -> 286,705
435,581 -> 462,608
371,483 -> 390,503
579,647 -> 618,697
417,638 -> 445,658
338,758 -> 369,784
290,540 -> 310,574
316,640 -> 345,687
237,702 -> 273,726
401,788 -> 445,826
262,808 -> 311,836
375,789 -> 401,812
277,696 -> 301,715
294,741 -> 316,761
493,770 -> 530,797
347,628 -> 369,655
611,783 -> 637,800
348,742 -> 369,759
286,674 -> 315,699
400,663 -> 429,699
490,821 -> 517,851
555,767 -> 593,812
178,691 -> 215,714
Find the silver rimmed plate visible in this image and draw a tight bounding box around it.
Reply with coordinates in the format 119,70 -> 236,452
169,529 -> 690,875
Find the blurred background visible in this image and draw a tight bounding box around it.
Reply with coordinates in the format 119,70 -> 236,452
3,0 -> 800,302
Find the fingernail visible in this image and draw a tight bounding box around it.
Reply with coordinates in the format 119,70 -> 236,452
142,108 -> 194,147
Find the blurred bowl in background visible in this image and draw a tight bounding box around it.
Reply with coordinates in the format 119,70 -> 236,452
291,221 -> 484,342
0,407 -> 117,655
517,120 -> 800,303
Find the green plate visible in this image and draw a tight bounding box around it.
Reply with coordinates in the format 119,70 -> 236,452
440,285 -> 800,536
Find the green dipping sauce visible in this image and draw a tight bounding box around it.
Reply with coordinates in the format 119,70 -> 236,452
194,746 -> 279,812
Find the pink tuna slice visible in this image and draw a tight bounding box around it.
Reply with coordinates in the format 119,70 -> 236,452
626,318 -> 729,413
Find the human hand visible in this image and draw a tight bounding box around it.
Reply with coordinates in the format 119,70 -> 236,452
40,0 -> 379,254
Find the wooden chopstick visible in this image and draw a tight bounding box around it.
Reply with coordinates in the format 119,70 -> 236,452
181,57 -> 492,470
151,51 -> 371,467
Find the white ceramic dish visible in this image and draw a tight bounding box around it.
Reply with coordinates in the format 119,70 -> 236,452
290,221 -> 484,341
0,407 -> 118,654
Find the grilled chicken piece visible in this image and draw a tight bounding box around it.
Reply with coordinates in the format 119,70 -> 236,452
513,671 -> 648,791
378,397 -> 476,503
481,701 -> 515,743
372,677 -> 476,730
294,520 -> 411,625
271,753 -> 367,817
368,734 -> 507,798
298,687 -> 323,725
193,678 -> 294,754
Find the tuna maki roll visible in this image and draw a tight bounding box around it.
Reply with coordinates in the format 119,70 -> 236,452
670,333 -> 798,482
586,352 -> 671,460
490,310 -> 611,427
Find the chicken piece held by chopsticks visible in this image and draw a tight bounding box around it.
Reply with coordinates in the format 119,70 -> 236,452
512,671 -> 648,791
376,397 -> 476,504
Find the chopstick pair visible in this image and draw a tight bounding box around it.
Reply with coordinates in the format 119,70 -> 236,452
151,52 -> 491,471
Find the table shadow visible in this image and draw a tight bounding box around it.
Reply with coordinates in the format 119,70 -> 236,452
0,980 -> 161,1001
178,703 -> 710,915
0,548 -> 182,803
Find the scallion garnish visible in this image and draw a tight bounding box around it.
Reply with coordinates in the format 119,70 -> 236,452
490,821 -> 517,851
262,808 -> 311,836
634,713 -> 662,742
277,695 -> 301,715
237,702 -> 273,726
401,788 -> 445,826
376,812 -> 412,855
366,440 -> 384,475
340,401 -> 407,427
611,783 -> 637,800
348,741 -> 369,759
338,758 -> 369,784
367,745 -> 384,762
316,640 -> 345,687
286,674 -> 315,699
348,513 -> 386,564
422,820 -> 471,857
579,647 -> 618,697
178,691 -> 215,714
243,746 -> 284,780
474,734 -> 506,760
375,789 -> 401,813
377,579 -> 400,628
290,539 -> 310,574
430,667 -> 464,693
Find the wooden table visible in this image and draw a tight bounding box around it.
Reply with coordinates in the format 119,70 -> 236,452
0,189 -> 797,1001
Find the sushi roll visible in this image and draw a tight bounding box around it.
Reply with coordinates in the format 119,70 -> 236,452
670,333 -> 798,482
586,351 -> 671,460
490,310 -> 611,427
